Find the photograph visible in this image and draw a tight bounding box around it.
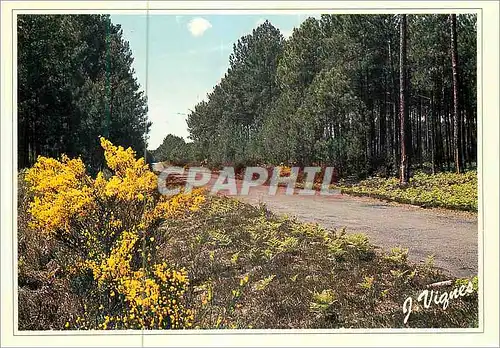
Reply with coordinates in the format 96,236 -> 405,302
15,10 -> 481,332
0,0 -> 496,346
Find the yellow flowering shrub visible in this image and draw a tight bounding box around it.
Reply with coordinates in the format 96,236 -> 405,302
25,137 -> 206,330
25,155 -> 94,236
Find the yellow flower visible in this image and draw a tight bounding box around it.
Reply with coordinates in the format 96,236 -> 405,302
25,138 -> 198,330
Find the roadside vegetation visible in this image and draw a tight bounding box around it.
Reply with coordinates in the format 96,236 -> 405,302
18,139 -> 205,330
160,194 -> 478,329
18,141 -> 478,330
154,162 -> 477,212
340,171 -> 477,212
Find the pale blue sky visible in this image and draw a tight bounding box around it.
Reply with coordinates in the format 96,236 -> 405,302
110,14 -> 320,150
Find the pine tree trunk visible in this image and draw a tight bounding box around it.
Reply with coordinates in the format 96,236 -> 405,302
399,14 -> 410,184
450,14 -> 462,173
424,97 -> 429,163
430,92 -> 436,174
416,110 -> 419,164
380,95 -> 387,174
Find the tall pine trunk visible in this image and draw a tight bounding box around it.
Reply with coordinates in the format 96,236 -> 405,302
450,14 -> 462,173
430,92 -> 436,174
399,14 -> 410,184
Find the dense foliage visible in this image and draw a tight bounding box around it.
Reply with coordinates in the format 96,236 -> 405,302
18,155 -> 478,329
159,195 -> 478,328
18,15 -> 150,172
185,15 -> 477,178
20,138 -> 205,329
341,171 -> 477,211
151,134 -> 194,165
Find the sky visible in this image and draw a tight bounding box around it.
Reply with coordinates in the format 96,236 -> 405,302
110,14 -> 320,150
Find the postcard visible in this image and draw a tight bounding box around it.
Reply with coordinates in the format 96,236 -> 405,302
1,1 -> 498,347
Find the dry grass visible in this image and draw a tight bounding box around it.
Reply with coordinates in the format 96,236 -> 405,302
155,195 -> 478,329
18,174 -> 478,330
17,170 -> 82,330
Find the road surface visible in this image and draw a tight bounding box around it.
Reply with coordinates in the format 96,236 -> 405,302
223,181 -> 478,278
155,166 -> 478,278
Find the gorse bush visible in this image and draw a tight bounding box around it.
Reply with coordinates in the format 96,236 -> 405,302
24,138 -> 206,329
19,140 -> 478,330
341,171 -> 477,211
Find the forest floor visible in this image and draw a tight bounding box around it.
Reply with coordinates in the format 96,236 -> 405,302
160,192 -> 478,328
18,165 -> 479,329
205,176 -> 478,278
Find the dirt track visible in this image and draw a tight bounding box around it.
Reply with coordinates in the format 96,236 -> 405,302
154,165 -> 478,279
219,180 -> 478,278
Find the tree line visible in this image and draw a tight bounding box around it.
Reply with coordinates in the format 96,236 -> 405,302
151,134 -> 194,165
18,15 -> 150,172
180,14 -> 476,180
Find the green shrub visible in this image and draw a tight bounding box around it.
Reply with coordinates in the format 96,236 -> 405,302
341,171 -> 477,211
328,233 -> 374,261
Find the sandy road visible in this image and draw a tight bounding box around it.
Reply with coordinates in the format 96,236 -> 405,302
153,164 -> 478,278
215,178 -> 478,278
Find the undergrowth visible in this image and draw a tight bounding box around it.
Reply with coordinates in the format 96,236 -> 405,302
158,195 -> 478,329
18,143 -> 478,330
341,171 -> 477,211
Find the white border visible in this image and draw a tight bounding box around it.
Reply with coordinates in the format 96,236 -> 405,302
1,1 -> 498,347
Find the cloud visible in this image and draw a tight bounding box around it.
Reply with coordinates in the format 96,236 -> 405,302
187,17 -> 212,37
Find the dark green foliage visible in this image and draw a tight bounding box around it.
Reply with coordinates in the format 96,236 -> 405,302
152,134 -> 194,165
18,15 -> 150,172
187,20 -> 285,165
185,14 -> 477,179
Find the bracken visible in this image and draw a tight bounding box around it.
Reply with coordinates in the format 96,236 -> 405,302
341,171 -> 477,211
